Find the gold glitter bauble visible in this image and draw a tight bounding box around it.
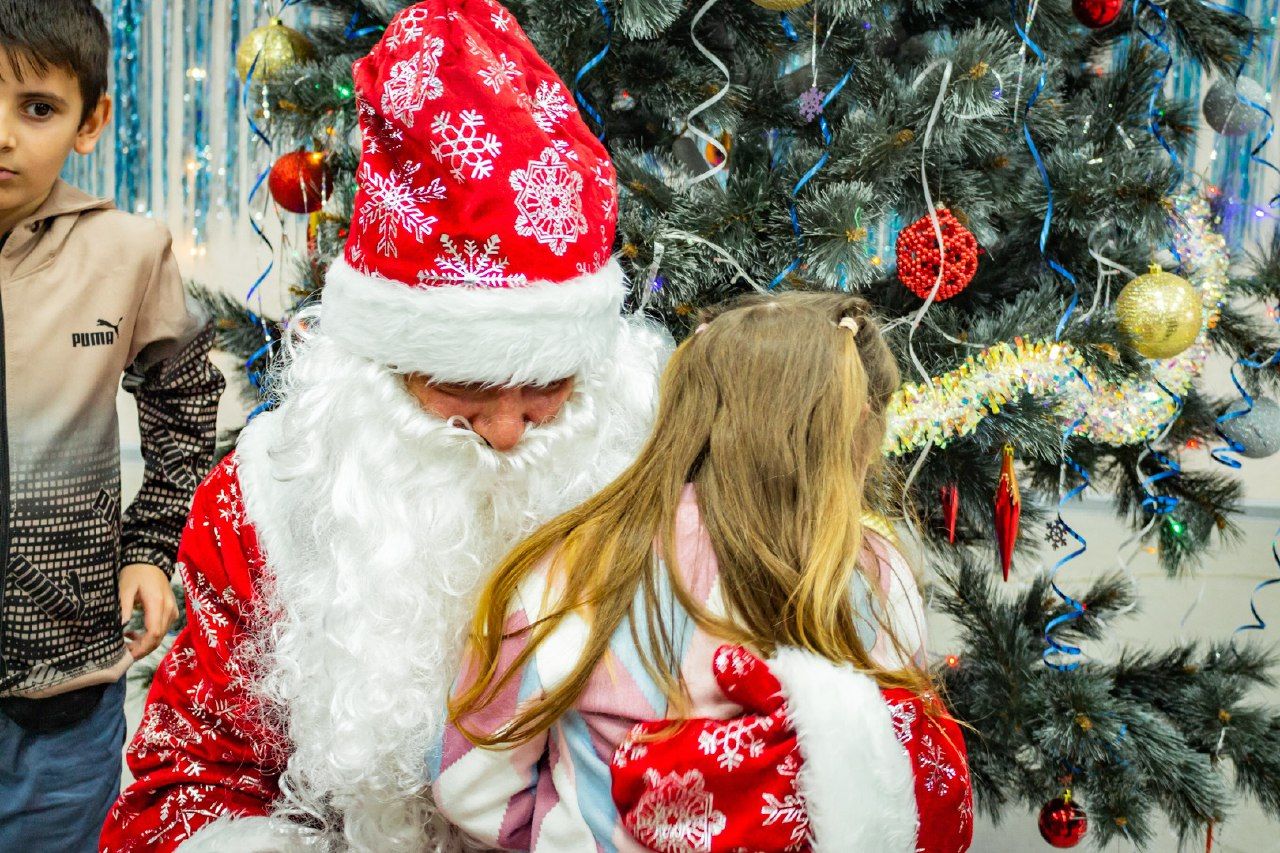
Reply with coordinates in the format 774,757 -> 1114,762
750,0 -> 811,10
1115,263 -> 1202,359
236,19 -> 315,83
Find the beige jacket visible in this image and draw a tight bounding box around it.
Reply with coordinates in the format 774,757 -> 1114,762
0,180 -> 223,697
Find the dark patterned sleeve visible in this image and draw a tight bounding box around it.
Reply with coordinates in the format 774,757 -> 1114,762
120,323 -> 225,577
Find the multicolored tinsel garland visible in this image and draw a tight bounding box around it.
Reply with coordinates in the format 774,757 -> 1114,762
884,194 -> 1227,456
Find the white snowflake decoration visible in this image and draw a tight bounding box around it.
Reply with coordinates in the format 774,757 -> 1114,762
761,791 -> 811,849
430,110 -> 503,181
381,36 -> 445,127
889,700 -> 917,746
625,769 -> 727,853
509,147 -> 588,256
419,234 -> 527,287
613,731 -> 650,769
180,562 -> 231,650
357,161 -> 446,257
918,733 -> 959,795
697,715 -> 774,771
531,80 -> 572,132
468,37 -> 521,94
491,8 -> 512,30
385,8 -> 431,50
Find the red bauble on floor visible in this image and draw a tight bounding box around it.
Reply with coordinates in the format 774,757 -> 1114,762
895,207 -> 979,301
1038,796 -> 1089,848
268,150 -> 334,214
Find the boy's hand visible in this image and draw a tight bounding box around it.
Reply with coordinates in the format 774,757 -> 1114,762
119,563 -> 179,660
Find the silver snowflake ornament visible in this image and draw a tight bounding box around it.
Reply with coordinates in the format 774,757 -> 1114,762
1045,519 -> 1070,548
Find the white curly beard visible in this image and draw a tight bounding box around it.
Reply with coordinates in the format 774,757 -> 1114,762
227,312 -> 668,852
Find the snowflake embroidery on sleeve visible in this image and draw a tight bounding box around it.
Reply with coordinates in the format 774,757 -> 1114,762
382,36 -> 446,127
625,769 -> 727,853
418,235 -> 527,286
761,792 -> 810,850
491,8 -> 512,30
889,700 -> 917,746
697,715 -> 774,771
179,562 -> 231,650
144,786 -> 235,847
531,80 -> 572,132
509,147 -> 588,256
713,645 -> 759,679
918,733 -> 959,795
133,701 -> 207,762
612,732 -> 650,769
430,111 -> 502,181
357,161 -> 446,257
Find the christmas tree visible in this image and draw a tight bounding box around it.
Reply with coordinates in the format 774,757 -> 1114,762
204,0 -> 1280,846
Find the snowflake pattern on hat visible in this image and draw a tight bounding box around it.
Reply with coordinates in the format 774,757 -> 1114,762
510,147 -> 588,256
344,0 -> 617,290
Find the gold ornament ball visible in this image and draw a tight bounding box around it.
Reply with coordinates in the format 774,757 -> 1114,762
1115,264 -> 1202,359
236,19 -> 315,83
750,0 -> 811,10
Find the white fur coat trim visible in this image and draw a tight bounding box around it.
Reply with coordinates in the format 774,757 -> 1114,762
768,647 -> 919,853
176,815 -> 320,852
321,256 -> 626,385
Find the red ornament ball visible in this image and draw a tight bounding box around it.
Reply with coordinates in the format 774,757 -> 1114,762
1038,797 -> 1088,848
895,208 -> 979,301
268,150 -> 334,214
1072,0 -> 1123,28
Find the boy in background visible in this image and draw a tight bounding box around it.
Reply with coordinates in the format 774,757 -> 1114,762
0,2 -> 223,849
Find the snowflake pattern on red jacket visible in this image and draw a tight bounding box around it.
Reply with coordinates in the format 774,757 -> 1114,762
101,456 -> 287,853
611,645 -> 974,853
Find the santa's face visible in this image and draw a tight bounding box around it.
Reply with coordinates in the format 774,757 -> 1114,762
403,374 -> 576,452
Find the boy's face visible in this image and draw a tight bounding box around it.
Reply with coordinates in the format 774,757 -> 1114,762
0,47 -> 110,226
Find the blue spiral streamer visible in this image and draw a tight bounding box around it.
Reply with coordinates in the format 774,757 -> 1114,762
1009,0 -> 1080,339
573,0 -> 613,141
344,11 -> 385,40
1234,526 -> 1280,638
768,18 -> 855,289
1044,369 -> 1095,671
1139,380 -> 1185,514
1200,1 -> 1280,210
1131,0 -> 1182,189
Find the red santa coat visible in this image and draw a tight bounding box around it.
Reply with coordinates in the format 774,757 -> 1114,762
100,456 -> 285,852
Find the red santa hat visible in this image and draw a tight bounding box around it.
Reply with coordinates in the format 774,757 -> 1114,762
322,0 -> 623,386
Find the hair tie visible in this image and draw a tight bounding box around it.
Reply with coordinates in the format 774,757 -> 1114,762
838,316 -> 860,335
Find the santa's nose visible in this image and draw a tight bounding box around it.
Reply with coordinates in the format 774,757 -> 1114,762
472,410 -> 528,452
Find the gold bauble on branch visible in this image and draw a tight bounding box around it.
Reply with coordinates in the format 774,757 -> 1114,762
1115,263 -> 1202,359
750,0 -> 811,11
236,18 -> 315,83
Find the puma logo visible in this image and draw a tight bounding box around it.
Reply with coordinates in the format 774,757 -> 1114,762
72,316 -> 123,348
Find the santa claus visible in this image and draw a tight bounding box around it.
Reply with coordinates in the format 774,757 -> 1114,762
100,2 -> 670,850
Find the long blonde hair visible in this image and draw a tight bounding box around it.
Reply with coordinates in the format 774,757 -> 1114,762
452,291 -> 928,748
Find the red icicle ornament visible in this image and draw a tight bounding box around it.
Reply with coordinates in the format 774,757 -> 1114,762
993,444 -> 1020,580
940,483 -> 960,544
895,207 -> 980,301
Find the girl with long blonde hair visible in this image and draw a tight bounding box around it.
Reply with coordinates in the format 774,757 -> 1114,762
429,292 -> 972,853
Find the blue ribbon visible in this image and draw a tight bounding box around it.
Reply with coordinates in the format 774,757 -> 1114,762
1009,0 -> 1080,339
1140,380 -> 1185,514
344,11 -> 385,40
1044,369 -> 1094,671
1199,1 -> 1280,209
1233,527 -> 1280,638
768,19 -> 855,289
1131,0 -> 1182,190
573,0 -> 613,141
1211,352 -> 1280,467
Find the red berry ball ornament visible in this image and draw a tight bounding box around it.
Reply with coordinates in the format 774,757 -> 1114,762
268,150 -> 334,214
895,207 -> 979,301
1072,0 -> 1123,28
1038,796 -> 1088,848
